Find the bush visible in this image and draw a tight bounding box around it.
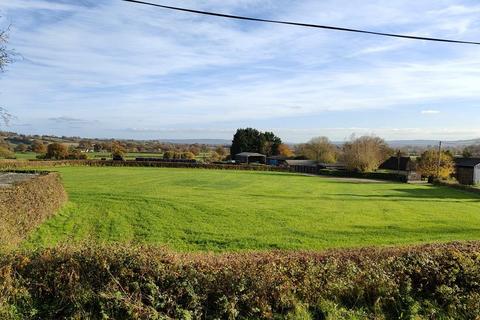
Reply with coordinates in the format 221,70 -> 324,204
0,172 -> 67,249
1,242 -> 480,319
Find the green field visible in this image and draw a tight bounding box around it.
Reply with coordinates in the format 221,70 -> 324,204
26,167 -> 480,251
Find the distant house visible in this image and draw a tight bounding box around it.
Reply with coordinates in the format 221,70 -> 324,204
379,156 -> 421,181
235,152 -> 266,164
455,158 -> 480,185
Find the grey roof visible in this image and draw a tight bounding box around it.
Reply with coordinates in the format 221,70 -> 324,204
379,156 -> 414,171
285,160 -> 317,166
455,158 -> 480,168
235,152 -> 266,157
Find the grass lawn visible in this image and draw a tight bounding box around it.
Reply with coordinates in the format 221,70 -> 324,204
26,167 -> 480,251
13,152 -> 38,160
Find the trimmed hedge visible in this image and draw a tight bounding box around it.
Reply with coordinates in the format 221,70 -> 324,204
318,169 -> 408,182
0,160 -> 290,172
0,172 -> 67,249
2,242 -> 480,319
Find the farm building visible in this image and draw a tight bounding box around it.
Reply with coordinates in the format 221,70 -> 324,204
285,159 -> 318,174
266,156 -> 290,166
235,152 -> 266,164
454,158 -> 480,185
379,156 -> 421,181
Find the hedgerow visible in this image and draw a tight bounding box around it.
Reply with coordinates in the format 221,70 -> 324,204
0,172 -> 67,249
0,159 -> 290,172
1,242 -> 480,319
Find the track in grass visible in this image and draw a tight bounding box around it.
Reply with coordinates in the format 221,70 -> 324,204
26,167 -> 480,251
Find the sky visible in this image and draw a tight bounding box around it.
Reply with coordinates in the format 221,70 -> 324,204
1,0 -> 480,142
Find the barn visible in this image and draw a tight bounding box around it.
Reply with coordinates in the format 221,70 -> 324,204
235,152 -> 266,164
455,158 -> 480,185
379,156 -> 421,181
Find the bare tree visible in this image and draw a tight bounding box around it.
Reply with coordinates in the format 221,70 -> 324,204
0,24 -> 13,127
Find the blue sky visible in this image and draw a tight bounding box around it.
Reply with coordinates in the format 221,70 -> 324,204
1,0 -> 480,142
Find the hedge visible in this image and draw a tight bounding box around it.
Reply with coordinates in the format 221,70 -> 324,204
318,169 -> 408,182
1,242 -> 480,319
0,160 -> 290,172
0,172 -> 67,249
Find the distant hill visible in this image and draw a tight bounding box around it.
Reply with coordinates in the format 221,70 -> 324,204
387,139 -> 480,148
158,139 -> 231,145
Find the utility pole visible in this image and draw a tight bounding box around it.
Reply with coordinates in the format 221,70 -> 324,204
436,141 -> 442,179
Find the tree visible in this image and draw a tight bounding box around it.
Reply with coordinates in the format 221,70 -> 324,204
263,131 -> 282,156
230,128 -> 282,156
111,141 -> 126,159
32,140 -> 47,153
214,146 -> 227,157
1,25 -> 13,127
14,143 -> 28,152
297,137 -> 337,163
46,143 -> 69,160
0,146 -> 14,159
417,150 -> 455,180
342,136 -> 392,172
163,150 -> 175,160
182,152 -> 195,160
278,144 -> 294,157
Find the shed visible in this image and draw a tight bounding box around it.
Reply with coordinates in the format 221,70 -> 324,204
455,158 -> 480,185
266,155 -> 290,166
379,156 -> 416,172
235,152 -> 266,164
379,156 -> 421,182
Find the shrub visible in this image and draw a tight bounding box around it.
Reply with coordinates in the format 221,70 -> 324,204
1,242 -> 480,319
45,143 -> 69,160
0,172 -> 67,249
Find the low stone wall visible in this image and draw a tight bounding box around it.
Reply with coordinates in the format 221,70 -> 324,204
0,172 -> 67,249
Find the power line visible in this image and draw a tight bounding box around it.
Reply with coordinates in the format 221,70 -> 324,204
122,0 -> 480,46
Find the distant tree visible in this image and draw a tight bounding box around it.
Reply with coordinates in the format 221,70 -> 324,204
111,141 -> 126,159
46,143 -> 69,160
263,131 -> 282,156
207,151 -> 222,162
230,128 -> 282,156
342,136 -> 392,172
462,149 -> 472,158
14,143 -> 28,152
182,152 -> 195,160
163,150 -> 175,160
67,150 -> 88,160
297,137 -> 338,163
214,145 -> 227,157
0,146 -> 14,159
278,144 -> 294,157
32,140 -> 47,153
417,150 -> 455,181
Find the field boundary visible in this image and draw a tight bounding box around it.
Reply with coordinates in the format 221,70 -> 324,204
1,241 -> 480,319
0,171 -> 67,249
0,159 -> 291,172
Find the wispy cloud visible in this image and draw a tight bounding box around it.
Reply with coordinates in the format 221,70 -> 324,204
1,0 -> 480,141
421,110 -> 441,115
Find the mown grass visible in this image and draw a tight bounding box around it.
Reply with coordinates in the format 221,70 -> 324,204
25,167 -> 480,251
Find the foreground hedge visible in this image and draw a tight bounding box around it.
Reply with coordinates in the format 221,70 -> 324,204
0,172 -> 67,249
2,242 -> 480,319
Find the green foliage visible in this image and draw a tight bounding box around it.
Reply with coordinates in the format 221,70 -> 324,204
24,167 -> 480,251
230,128 -> 282,157
45,143 -> 69,160
2,242 -> 480,319
417,150 -> 455,180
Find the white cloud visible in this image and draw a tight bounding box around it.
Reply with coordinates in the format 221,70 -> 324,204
1,0 -> 480,141
421,110 -> 441,115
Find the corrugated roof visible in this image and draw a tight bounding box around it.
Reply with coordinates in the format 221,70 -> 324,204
379,156 -> 413,171
454,158 -> 480,168
285,160 -> 317,166
235,152 -> 266,157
